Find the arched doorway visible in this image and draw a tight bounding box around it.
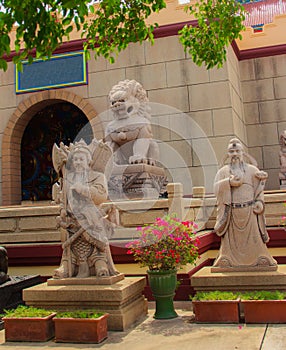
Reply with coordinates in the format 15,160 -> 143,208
21,102 -> 92,201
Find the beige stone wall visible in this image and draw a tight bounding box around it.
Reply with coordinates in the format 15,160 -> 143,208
0,63 -> 16,201
240,54 -> 286,189
1,34 -> 286,203
88,36 -> 244,194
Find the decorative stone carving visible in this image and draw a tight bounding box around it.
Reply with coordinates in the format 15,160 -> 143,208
212,138 -> 277,272
105,79 -> 167,198
52,139 -> 120,279
0,246 -> 9,285
279,130 -> 286,189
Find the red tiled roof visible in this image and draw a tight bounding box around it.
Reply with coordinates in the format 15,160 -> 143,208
243,0 -> 286,27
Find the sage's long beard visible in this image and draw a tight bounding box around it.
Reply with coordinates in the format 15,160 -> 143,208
230,160 -> 245,177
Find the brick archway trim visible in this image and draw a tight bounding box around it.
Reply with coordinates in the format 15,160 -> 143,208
2,89 -> 98,206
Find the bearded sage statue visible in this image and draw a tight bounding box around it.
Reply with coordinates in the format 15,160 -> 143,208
212,138 -> 277,272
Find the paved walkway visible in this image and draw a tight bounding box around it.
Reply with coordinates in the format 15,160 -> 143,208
0,303 -> 286,350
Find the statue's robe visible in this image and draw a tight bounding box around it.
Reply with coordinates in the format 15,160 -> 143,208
213,163 -> 277,271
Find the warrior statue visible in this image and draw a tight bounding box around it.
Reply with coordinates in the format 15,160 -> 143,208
52,139 -> 119,279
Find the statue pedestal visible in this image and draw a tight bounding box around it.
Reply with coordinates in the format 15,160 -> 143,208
108,164 -> 167,200
191,266 -> 286,293
23,277 -> 147,331
47,273 -> 125,286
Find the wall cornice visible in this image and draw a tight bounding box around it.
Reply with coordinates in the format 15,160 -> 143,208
4,20 -> 286,63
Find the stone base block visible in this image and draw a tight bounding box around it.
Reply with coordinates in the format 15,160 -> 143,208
23,277 -> 147,331
191,265 -> 286,293
108,164 -> 167,200
47,273 -> 125,286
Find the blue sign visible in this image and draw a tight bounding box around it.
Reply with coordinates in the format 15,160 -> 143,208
15,51 -> 87,94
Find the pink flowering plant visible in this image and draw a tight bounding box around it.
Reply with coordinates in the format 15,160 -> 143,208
126,214 -> 200,271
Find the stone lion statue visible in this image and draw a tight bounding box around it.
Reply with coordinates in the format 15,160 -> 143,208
104,79 -> 159,165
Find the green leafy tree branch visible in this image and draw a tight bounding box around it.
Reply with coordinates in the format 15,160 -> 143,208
179,0 -> 246,69
0,0 -> 246,71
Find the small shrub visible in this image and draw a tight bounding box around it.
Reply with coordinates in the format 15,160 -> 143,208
191,291 -> 239,301
3,305 -> 54,318
241,290 -> 286,300
55,310 -> 104,319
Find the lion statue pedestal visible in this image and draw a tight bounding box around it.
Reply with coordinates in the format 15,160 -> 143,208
109,163 -> 167,200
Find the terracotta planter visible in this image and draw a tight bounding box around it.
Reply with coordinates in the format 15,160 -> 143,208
192,299 -> 240,323
242,300 -> 286,323
54,313 -> 108,343
3,313 -> 56,342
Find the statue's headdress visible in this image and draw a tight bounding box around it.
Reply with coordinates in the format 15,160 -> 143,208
52,139 -> 113,177
220,138 -> 257,167
69,139 -> 92,164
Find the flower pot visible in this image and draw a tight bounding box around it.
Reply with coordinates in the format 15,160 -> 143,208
53,313 -> 108,343
3,313 -> 56,342
242,300 -> 286,323
192,299 -> 240,323
147,269 -> 178,319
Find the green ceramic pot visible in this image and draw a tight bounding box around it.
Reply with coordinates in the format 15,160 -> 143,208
147,269 -> 178,319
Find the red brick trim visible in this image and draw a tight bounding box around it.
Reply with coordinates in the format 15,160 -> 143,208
232,40 -> 286,60
3,21 -> 286,65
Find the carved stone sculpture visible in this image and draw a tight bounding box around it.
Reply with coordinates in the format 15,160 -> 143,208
212,138 -> 277,272
105,79 -> 159,165
105,79 -> 167,198
52,139 -> 119,279
279,130 -> 286,189
0,246 -> 9,284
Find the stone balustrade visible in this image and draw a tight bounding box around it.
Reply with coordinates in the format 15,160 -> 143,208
0,184 -> 285,247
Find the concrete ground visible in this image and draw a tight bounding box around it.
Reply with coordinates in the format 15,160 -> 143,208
0,302 -> 285,350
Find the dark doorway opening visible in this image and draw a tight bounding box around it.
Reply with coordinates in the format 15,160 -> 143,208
21,102 -> 93,201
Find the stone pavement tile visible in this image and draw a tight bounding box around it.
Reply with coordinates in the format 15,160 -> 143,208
261,325 -> 286,350
0,310 -> 267,350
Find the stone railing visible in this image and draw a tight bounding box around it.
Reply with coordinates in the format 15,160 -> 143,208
0,183 -> 285,247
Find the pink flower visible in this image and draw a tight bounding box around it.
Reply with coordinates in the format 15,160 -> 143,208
125,214 -> 200,271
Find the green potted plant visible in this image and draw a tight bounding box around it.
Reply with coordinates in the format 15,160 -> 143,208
53,310 -> 108,343
241,290 -> 286,323
2,305 -> 56,342
126,214 -> 200,319
191,291 -> 240,323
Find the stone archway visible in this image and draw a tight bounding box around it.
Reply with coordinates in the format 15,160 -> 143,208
2,90 -> 99,206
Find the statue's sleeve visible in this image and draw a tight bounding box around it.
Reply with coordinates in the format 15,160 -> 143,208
214,167 -> 231,205
89,172 -> 108,206
214,167 -> 232,236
